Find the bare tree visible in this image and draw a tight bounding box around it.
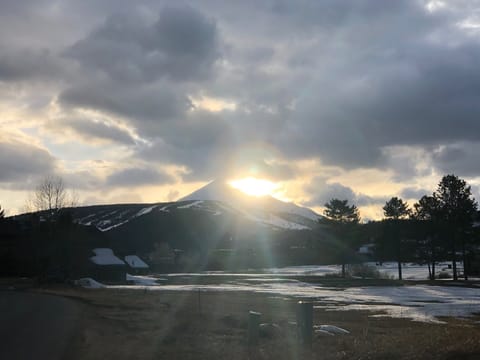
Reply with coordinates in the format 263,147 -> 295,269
68,188 -> 80,208
33,175 -> 68,212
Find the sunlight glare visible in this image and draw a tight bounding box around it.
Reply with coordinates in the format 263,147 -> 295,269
229,177 -> 279,197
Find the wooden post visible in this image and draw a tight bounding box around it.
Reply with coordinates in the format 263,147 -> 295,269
248,311 -> 261,346
197,289 -> 201,314
296,301 -> 313,347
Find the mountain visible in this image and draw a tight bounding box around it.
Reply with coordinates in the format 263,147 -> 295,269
70,189 -> 320,234
68,180 -> 320,234
12,182 -> 327,269
180,179 -> 321,227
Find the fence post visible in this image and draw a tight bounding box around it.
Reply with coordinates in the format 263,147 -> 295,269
296,301 -> 313,347
197,289 -> 201,314
248,311 -> 261,346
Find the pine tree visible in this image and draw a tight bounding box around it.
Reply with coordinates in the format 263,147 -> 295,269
383,197 -> 410,220
383,197 -> 410,280
412,195 -> 442,280
434,175 -> 477,280
322,199 -> 360,277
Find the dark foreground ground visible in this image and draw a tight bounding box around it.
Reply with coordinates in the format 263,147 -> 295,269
16,284 -> 476,360
0,290 -> 80,360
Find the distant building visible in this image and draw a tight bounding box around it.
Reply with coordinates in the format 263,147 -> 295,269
88,248 -> 126,282
124,255 -> 149,274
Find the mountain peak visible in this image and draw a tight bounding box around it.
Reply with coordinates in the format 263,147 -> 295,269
180,179 -> 321,221
180,179 -> 251,202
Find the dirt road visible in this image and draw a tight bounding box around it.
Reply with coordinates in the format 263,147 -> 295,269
0,291 -> 81,360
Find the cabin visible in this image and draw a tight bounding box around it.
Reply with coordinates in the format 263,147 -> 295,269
88,248 -> 127,282
124,255 -> 149,275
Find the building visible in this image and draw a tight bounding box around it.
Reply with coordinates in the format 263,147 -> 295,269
124,255 -> 149,274
88,248 -> 126,282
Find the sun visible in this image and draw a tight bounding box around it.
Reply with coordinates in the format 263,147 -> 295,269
229,177 -> 279,197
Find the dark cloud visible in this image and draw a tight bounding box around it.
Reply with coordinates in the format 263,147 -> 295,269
431,142 -> 480,178
138,109 -> 235,180
0,139 -> 56,183
278,39 -> 480,171
303,177 -> 357,207
4,0 -> 480,202
0,48 -> 64,82
304,176 -> 387,208
136,108 -> 297,182
65,6 -> 220,83
60,80 -> 192,125
106,166 -> 174,187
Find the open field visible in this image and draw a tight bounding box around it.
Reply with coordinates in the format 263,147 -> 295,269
33,285 -> 480,360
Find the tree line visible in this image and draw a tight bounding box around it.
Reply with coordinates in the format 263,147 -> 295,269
320,174 -> 479,280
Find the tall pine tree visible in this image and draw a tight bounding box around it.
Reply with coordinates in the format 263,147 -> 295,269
434,175 -> 477,280
383,197 -> 410,280
322,199 -> 360,277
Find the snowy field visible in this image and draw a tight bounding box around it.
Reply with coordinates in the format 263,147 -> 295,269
159,261 -> 463,280
80,262 -> 480,324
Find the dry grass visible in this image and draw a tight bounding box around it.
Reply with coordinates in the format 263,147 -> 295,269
34,286 -> 480,360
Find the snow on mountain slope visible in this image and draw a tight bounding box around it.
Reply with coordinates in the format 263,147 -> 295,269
76,204 -> 166,231
180,180 -> 320,230
70,180 -> 320,232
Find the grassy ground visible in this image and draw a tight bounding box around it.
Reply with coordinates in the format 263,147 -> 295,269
34,286 -> 480,360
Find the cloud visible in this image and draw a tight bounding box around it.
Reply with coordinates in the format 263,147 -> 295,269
431,142 -> 480,177
106,166 -> 174,187
303,176 -> 388,208
303,176 -> 357,207
0,139 -> 56,184
400,187 -> 432,200
137,109 -> 234,178
0,48 -> 65,82
60,79 -> 192,126
51,116 -> 137,145
4,0 -> 480,214
65,6 -> 220,83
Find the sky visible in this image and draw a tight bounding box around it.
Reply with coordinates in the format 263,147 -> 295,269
1,0 -> 480,219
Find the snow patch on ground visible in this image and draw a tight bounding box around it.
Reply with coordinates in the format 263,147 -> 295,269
80,263 -> 480,323
77,278 -> 106,288
126,274 -> 161,286
265,265 -> 342,276
107,281 -> 480,323
314,325 -> 350,335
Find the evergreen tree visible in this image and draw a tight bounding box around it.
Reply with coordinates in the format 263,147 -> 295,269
383,197 -> 410,280
383,197 -> 410,219
434,174 -> 477,280
412,195 -> 442,280
322,199 -> 360,277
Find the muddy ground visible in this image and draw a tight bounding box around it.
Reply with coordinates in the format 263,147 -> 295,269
31,286 -> 480,360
